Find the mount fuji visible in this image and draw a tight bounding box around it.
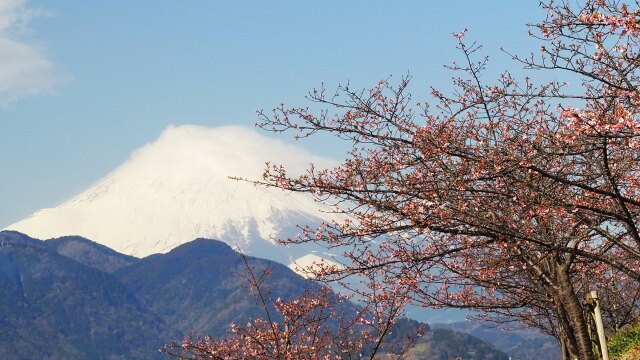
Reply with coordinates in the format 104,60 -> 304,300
5,125 -> 346,264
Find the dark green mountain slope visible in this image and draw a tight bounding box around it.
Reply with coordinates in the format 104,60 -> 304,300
0,231 -> 171,359
115,238 -> 314,337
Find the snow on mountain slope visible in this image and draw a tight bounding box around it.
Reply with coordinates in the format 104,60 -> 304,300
289,253 -> 344,279
5,125 -> 346,263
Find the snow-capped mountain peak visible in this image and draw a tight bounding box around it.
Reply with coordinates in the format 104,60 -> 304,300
5,125 -> 345,263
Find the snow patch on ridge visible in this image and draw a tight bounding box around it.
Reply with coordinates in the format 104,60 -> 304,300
289,253 -> 344,279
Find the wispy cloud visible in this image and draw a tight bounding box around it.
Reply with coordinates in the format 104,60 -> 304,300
0,0 -> 62,105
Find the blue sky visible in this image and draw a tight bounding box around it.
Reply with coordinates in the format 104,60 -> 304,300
1,1 -> 542,227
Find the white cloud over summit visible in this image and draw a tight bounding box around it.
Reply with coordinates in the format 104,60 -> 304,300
0,0 -> 61,105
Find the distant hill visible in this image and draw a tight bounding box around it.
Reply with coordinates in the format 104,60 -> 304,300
432,321 -> 561,360
0,230 -> 514,359
408,328 -> 509,360
46,235 -> 137,273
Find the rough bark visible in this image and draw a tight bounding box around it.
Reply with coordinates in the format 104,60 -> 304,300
556,269 -> 595,360
555,296 -> 580,359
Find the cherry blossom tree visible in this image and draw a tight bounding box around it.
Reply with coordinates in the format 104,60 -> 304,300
163,254 -> 416,359
247,1 -> 640,359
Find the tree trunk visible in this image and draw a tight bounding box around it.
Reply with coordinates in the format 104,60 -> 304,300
558,335 -> 577,360
556,269 -> 595,360
556,298 -> 579,359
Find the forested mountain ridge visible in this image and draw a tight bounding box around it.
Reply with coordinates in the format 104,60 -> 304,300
0,230 -> 523,359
